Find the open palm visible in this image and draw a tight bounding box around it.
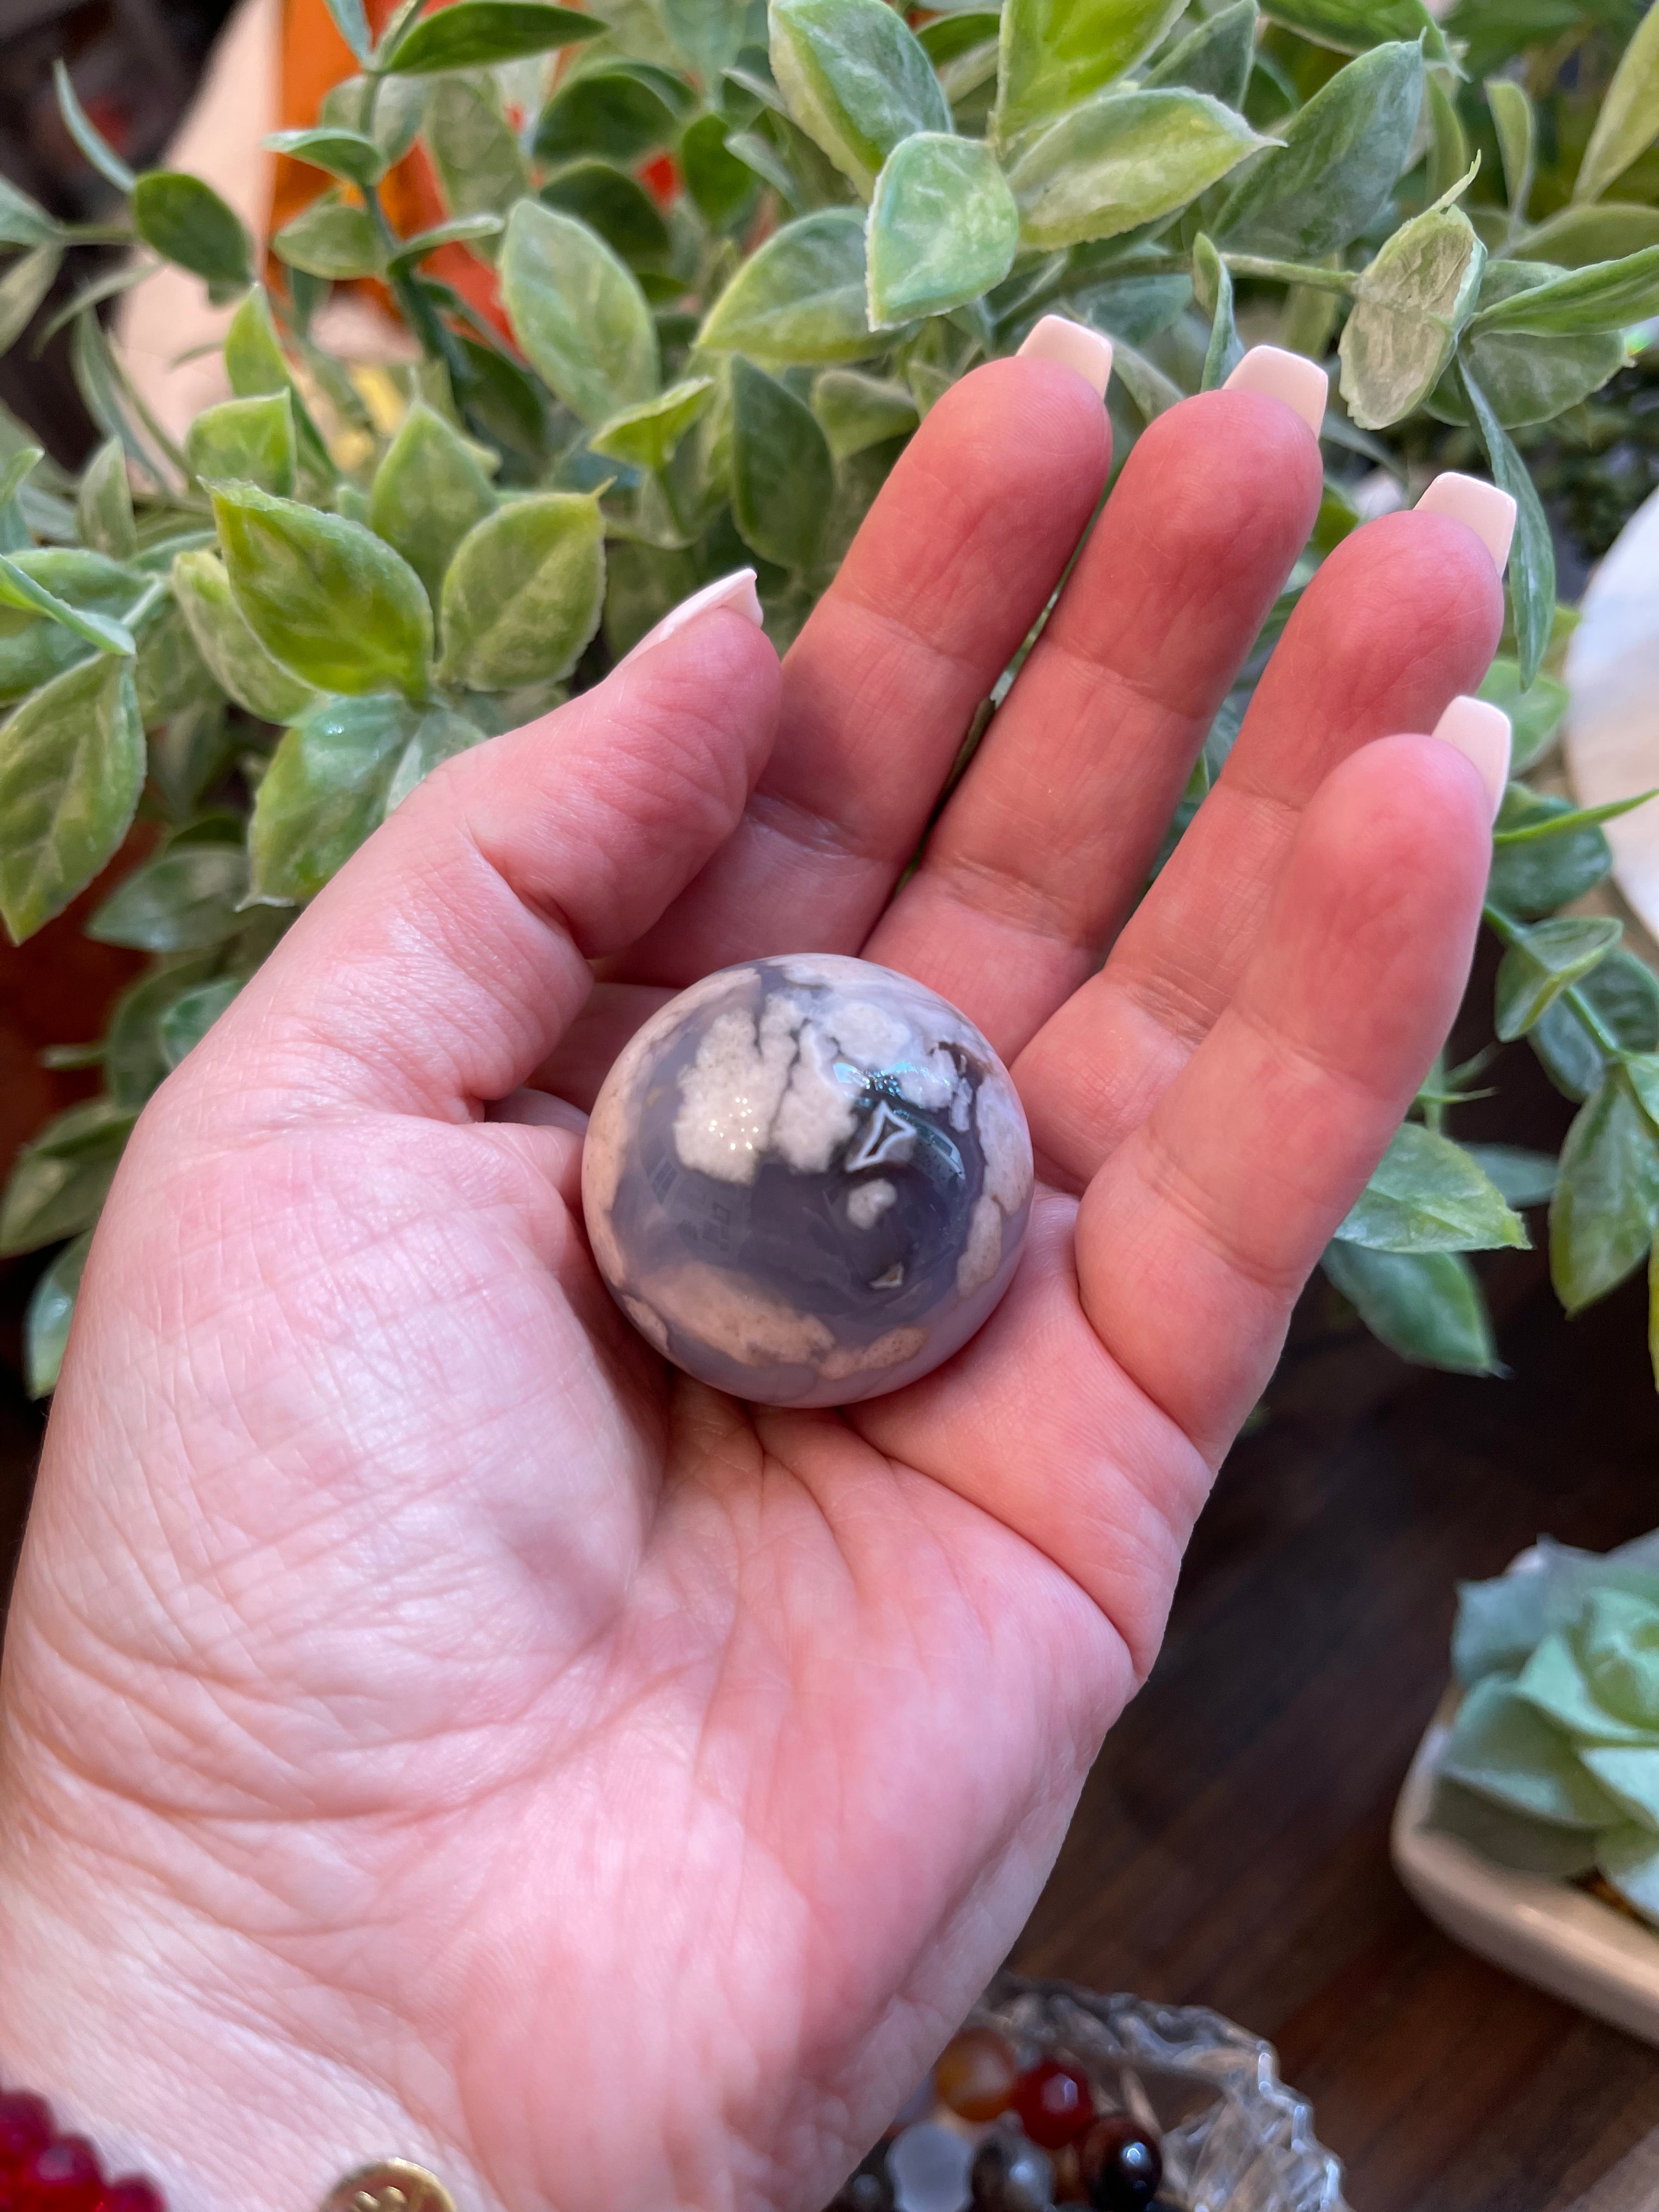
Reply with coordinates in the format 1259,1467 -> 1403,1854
0,354 -> 1503,2212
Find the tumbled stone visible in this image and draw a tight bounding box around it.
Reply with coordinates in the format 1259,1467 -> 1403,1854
582,955 -> 1034,1406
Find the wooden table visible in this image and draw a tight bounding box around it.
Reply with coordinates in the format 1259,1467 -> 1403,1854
3,1195 -> 1658,2208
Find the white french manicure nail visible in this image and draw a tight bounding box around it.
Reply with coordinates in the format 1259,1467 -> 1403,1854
627,568 -> 763,662
1017,314 -> 1114,398
1434,694 -> 1511,820
1414,472 -> 1517,575
1221,345 -> 1328,439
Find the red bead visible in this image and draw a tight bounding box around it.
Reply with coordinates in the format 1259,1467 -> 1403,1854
20,2135 -> 104,2212
1012,2059 -> 1095,2148
105,2183 -> 165,2212
0,2101 -> 53,2174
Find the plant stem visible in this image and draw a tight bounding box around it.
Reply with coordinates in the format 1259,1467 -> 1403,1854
1222,253 -> 1357,294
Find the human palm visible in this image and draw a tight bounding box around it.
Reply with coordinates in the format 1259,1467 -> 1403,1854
0,357 -> 1503,2212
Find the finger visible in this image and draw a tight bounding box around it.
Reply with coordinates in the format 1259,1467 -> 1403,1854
1074,731 -> 1492,1460
863,386 -> 1324,1057
188,609 -> 781,1121
526,980 -> 673,1111
1018,506 -> 1505,1188
616,352 -> 1112,984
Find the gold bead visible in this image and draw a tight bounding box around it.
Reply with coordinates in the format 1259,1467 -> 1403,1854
317,2160 -> 459,2212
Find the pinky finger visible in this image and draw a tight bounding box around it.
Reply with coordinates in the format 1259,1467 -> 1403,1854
1074,732 -> 1493,1461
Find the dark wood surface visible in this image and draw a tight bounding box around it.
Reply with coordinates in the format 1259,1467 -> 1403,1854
3,1125 -> 1659,2210
1014,1255 -> 1659,2212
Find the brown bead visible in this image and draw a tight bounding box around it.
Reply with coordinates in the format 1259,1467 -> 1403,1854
1077,2116 -> 1163,2212
936,2029 -> 1019,2123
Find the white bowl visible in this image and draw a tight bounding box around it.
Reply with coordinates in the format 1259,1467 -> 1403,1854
1565,484 -> 1659,943
1392,1688 -> 1659,2046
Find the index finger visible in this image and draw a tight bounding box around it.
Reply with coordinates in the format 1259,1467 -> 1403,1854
614,336 -> 1113,986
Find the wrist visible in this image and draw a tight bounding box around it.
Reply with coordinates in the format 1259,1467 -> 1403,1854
0,1769 -> 477,2212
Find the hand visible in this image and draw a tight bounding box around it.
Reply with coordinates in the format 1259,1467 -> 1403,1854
0,350 -> 1503,2212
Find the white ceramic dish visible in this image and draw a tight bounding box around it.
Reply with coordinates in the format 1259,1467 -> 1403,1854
1392,1688 -> 1659,2046
1565,484 -> 1659,944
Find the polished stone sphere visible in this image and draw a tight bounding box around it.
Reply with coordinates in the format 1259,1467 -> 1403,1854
582,955 -> 1034,1407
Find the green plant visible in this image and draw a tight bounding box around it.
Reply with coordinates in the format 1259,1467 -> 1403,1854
1432,1533 -> 1659,1922
3,0 -> 1659,1394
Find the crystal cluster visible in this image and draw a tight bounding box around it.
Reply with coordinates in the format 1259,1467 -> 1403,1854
583,956 -> 1034,1406
826,2028 -> 1166,2212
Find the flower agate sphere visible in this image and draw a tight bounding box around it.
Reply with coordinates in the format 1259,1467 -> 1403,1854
582,955 -> 1034,1406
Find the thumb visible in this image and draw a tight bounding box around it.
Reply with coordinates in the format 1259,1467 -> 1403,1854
185,588 -> 780,1122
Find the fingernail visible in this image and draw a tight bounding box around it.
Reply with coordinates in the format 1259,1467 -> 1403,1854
1433,694 -> 1511,820
1017,314 -> 1114,398
627,568 -> 763,662
1221,345 -> 1328,439
1414,472 -> 1517,575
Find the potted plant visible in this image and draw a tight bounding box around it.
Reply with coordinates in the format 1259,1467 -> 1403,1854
2,0 -> 1658,1395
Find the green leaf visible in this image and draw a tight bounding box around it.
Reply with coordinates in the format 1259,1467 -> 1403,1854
538,163 -> 671,270
380,0 -> 600,73
1493,792 -> 1657,845
1321,1241 -> 1499,1373
1463,1144 -> 1557,1209
24,1228 -> 92,1397
103,955 -> 218,1107
262,126 -> 389,190
76,438 -> 137,561
211,482 -> 432,699
249,693 -> 421,902
1534,950 -> 1659,1104
1436,261 -> 1626,428
1,1101 -> 135,1259
663,0 -> 749,87
1460,365 -> 1553,689
437,493 -> 605,691
220,287 -> 333,486
1494,914 -> 1623,1041
0,656 -> 144,943
1193,232 -> 1242,389
272,194 -> 384,281
1258,0 -> 1451,64
320,72 -> 429,163
771,0 -> 951,198
1218,41 -> 1424,260
731,355 -> 834,571
1581,1745 -> 1659,1831
53,60 -> 136,193
682,114 -> 761,230
1576,0 -> 1659,206
0,247 -> 63,359
1333,1120 -> 1528,1254
369,402 -> 497,606
0,552 -> 134,659
591,377 -> 716,472
425,76 -> 529,246
812,368 -> 919,459
385,213 -> 505,273
1479,656 -> 1566,774
1487,76 -> 1534,224
0,176 -> 58,250
132,173 -> 253,291
321,0 -> 372,63
501,198 -> 659,427
1520,202 -> 1659,269
0,550 -> 139,699
1426,1776 -> 1600,1878
867,134 -> 1019,329
1338,202 -> 1485,429
533,59 -> 689,165
134,595 -> 217,726
149,699 -> 235,820
171,548 -> 321,724
86,840 -> 247,951
184,393 -> 297,498
1469,245 -> 1659,335
381,707 -> 492,816
698,207 -> 875,364
1143,0 -> 1256,108
1009,87 -> 1270,251
1550,1071 -> 1659,1313
995,0 -> 1191,144
1599,1823 -> 1659,1922
1438,1674 -> 1623,1830
158,975 -> 241,1069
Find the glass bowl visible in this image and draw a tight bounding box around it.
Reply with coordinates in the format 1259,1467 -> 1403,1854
876,1972 -> 1348,2212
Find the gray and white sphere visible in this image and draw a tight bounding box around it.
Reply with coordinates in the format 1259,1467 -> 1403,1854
581,955 -> 1035,1407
